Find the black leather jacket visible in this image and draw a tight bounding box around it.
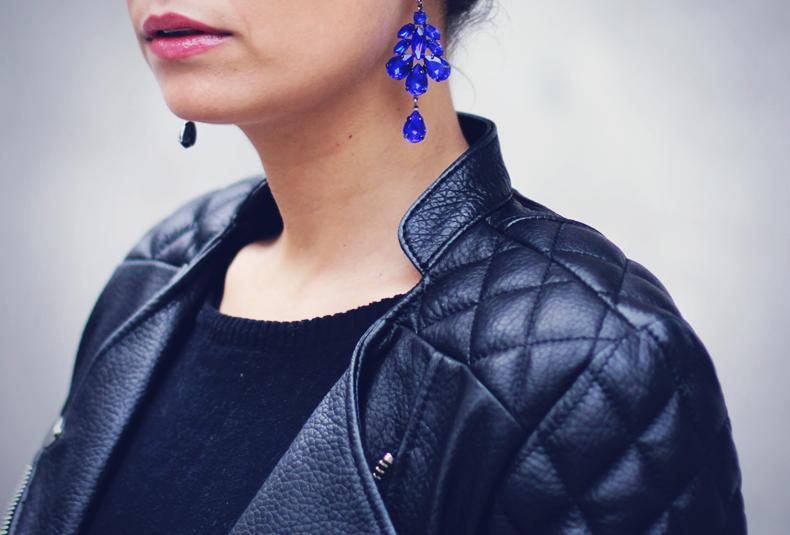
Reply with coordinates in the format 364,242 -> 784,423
5,112 -> 745,534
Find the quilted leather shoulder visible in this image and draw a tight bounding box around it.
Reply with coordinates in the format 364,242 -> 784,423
396,183 -> 744,533
491,187 -> 682,334
414,187 -> 745,533
417,186 -> 685,369
123,174 -> 263,267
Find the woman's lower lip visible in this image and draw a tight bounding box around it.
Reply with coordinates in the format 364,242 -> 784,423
147,34 -> 230,60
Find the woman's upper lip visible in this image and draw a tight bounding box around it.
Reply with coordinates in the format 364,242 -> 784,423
142,11 -> 232,40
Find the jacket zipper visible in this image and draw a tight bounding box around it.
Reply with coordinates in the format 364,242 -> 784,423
371,451 -> 395,484
0,463 -> 33,535
1,414 -> 63,534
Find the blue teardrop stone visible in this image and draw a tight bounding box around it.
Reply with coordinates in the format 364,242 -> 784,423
411,34 -> 426,60
403,110 -> 426,143
414,10 -> 427,25
425,55 -> 451,81
393,39 -> 409,55
427,39 -> 443,57
405,64 -> 428,96
425,24 -> 441,41
386,54 -> 413,80
398,23 -> 415,39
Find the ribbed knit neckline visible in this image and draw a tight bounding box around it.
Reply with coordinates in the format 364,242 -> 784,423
192,210 -> 409,351
196,282 -> 406,351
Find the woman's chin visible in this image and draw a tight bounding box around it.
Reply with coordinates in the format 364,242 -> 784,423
162,96 -> 236,125
161,94 -> 304,128
157,82 -> 282,125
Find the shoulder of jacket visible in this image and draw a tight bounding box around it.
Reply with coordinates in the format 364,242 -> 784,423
485,187 -> 684,338
456,190 -> 743,532
424,186 -> 685,353
419,185 -> 726,425
123,174 -> 264,267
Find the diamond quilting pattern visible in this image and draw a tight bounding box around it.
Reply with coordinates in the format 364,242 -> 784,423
408,194 -> 743,533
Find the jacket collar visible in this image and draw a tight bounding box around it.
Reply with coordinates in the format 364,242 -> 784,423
397,111 -> 513,273
22,111 -> 513,535
228,110 -> 513,276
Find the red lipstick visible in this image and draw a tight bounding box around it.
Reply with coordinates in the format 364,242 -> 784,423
142,12 -> 232,60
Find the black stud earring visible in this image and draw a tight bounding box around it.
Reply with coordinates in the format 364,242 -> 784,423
179,120 -> 197,148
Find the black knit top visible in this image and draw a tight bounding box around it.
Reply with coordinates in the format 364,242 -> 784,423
81,237 -> 406,534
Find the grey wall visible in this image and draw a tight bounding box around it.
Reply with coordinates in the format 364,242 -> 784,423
2,2 -> 788,531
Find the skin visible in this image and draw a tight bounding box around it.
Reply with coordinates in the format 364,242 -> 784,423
126,0 -> 470,321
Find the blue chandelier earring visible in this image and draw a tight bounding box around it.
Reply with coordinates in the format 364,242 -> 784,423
386,0 -> 451,143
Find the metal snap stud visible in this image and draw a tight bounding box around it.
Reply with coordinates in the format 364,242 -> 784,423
41,414 -> 64,448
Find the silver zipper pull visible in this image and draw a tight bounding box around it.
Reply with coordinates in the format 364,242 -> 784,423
41,414 -> 64,449
372,452 -> 395,481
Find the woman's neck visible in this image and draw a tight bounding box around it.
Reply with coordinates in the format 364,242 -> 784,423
235,76 -> 469,294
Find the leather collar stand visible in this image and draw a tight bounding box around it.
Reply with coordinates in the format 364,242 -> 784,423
13,111 -> 513,534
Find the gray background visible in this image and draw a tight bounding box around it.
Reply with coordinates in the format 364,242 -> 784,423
2,1 -> 788,531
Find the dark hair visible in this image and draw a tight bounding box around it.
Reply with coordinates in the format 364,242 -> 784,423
442,0 -> 495,50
